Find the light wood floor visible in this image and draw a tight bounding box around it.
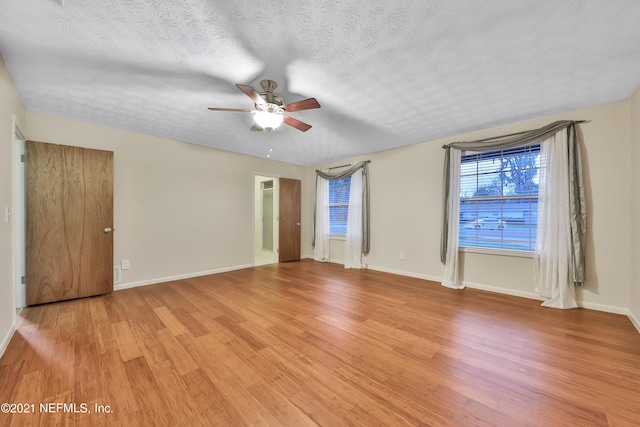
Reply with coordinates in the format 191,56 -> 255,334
1,260 -> 639,426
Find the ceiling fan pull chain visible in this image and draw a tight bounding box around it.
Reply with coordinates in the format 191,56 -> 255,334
266,130 -> 273,158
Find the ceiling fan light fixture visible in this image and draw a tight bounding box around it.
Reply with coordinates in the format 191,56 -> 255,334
253,110 -> 284,130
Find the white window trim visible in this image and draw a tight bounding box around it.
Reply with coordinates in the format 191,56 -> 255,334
460,246 -> 533,258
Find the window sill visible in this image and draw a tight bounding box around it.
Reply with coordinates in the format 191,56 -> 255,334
460,246 -> 533,259
330,235 -> 346,241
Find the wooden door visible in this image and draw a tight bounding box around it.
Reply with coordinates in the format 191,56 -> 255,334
26,140 -> 114,305
278,178 -> 301,262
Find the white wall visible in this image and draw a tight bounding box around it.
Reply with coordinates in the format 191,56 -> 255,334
304,100 -> 635,314
0,56 -> 27,356
26,113 -> 306,288
630,86 -> 640,329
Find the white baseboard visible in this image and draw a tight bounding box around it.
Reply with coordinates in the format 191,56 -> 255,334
366,264 -> 442,284
114,263 -> 254,291
0,322 -> 16,360
629,310 -> 640,334
365,264 -> 639,334
462,279 -> 545,301
368,264 -> 540,299
578,301 -> 631,316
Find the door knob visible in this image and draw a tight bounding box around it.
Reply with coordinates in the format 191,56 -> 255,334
103,227 -> 114,233
296,222 -> 301,226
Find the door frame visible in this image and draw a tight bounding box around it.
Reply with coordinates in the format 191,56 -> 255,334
253,174 -> 279,266
13,124 -> 26,311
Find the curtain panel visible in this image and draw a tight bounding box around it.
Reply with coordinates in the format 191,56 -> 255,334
441,149 -> 464,289
313,176 -> 331,262
440,120 -> 586,296
534,130 -> 580,308
312,160 -> 371,255
344,169 -> 364,268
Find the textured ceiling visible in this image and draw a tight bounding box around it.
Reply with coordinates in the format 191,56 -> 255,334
1,1 -> 640,166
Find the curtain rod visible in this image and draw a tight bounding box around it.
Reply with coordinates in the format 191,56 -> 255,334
327,160 -> 371,170
328,163 -> 352,170
441,120 -> 588,149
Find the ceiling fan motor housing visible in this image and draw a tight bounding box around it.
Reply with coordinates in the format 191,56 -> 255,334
258,80 -> 284,108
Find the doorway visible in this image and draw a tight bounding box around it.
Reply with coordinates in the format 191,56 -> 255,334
254,175 -> 279,266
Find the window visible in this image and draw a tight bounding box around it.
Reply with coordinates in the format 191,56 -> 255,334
329,177 -> 351,235
459,144 -> 540,251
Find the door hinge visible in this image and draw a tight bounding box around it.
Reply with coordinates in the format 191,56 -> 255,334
20,154 -> 26,163
21,276 -> 26,284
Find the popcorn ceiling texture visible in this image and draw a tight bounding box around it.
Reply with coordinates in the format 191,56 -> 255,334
1,0 -> 640,165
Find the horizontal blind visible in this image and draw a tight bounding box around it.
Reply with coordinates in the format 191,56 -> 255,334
459,145 -> 541,251
329,177 -> 351,235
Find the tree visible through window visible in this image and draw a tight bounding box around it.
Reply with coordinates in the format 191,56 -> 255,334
459,144 -> 541,251
329,178 -> 351,235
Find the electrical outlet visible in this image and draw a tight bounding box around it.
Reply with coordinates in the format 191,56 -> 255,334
399,251 -> 405,260
114,266 -> 122,284
121,259 -> 130,270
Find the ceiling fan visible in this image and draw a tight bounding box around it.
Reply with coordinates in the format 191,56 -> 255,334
208,80 -> 321,132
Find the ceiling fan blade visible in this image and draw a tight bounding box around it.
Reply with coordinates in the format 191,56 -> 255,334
284,116 -> 312,132
236,84 -> 266,106
207,107 -> 252,112
250,123 -> 264,132
284,98 -> 321,112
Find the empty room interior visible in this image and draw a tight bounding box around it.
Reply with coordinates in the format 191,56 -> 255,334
1,1 -> 640,426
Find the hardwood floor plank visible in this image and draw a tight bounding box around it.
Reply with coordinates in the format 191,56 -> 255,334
98,348 -> 139,419
188,310 -> 237,342
153,306 -> 190,336
495,398 -> 551,427
176,279 -> 230,318
129,321 -> 169,366
539,394 -> 609,426
289,389 -> 351,427
74,343 -> 105,405
111,321 -> 143,362
247,381 -> 318,426
180,368 -> 247,426
148,359 -> 226,426
123,356 -> 175,425
155,328 -> 199,376
215,315 -> 267,351
215,374 -> 280,426
0,360 -> 24,404
88,297 -> 116,354
2,260 -> 639,426
7,369 -> 47,425
168,307 -> 210,338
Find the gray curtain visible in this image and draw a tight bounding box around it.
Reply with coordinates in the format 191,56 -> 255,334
440,120 -> 586,284
313,160 -> 371,254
